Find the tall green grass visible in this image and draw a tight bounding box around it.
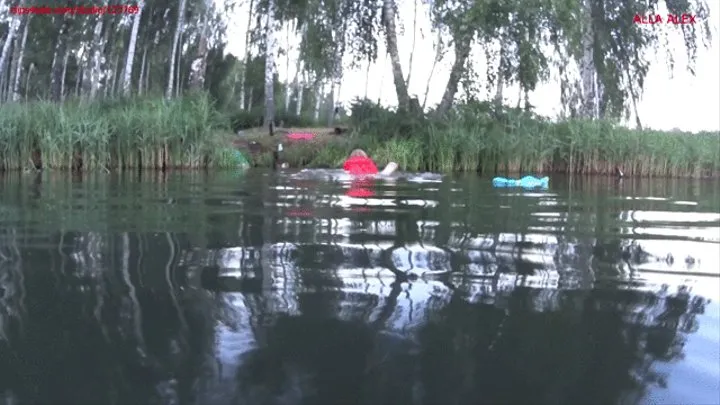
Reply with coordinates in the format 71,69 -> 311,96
0,93 -> 237,171
2,95 -> 717,178
342,100 -> 720,178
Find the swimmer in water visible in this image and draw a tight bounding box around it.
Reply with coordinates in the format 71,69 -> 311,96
342,149 -> 398,176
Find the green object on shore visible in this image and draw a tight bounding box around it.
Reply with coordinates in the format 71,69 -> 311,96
232,149 -> 249,167
216,147 -> 250,170
225,149 -> 250,170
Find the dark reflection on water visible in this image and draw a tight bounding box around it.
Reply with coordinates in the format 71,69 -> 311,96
0,170 -> 718,405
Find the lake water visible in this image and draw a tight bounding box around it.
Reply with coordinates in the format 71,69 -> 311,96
0,170 -> 718,405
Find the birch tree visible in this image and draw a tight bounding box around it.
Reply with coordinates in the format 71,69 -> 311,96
555,0 -> 712,121
404,0 -> 418,89
0,11 -> 22,89
238,0 -> 254,110
421,32 -> 444,110
50,16 -> 72,102
381,0 -> 410,112
263,0 -> 278,129
122,0 -> 144,96
189,0 -> 214,90
89,0 -> 109,100
9,16 -> 30,102
0,0 -> 712,125
167,0 -> 188,99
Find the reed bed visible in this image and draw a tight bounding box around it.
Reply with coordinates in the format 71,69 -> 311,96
2,95 -> 717,178
246,102 -> 719,178
336,101 -> 720,178
0,93 -> 237,171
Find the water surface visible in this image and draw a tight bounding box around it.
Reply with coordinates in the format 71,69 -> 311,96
0,170 -> 718,405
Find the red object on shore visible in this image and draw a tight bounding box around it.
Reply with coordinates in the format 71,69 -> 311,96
287,133 -> 316,141
342,156 -> 378,175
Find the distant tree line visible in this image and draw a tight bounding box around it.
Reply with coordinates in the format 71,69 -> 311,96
0,0 -> 713,129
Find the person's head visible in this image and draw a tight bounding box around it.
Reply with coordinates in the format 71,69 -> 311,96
349,149 -> 368,158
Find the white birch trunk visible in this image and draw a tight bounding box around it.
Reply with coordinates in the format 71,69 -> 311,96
50,18 -> 70,101
494,34 -> 506,108
283,21 -> 293,113
239,0 -> 254,110
290,57 -> 303,116
0,15 -> 21,89
377,53 -> 388,104
145,54 -> 150,93
313,80 -> 322,121
166,0 -> 187,99
263,0 -> 277,129
138,47 -> 147,95
122,0 -> 144,96
175,31 -> 183,96
326,83 -> 335,126
8,24 -> 20,102
292,24 -> 307,116
23,63 -> 32,99
11,16 -> 29,102
381,0 -> 410,111
405,0 -> 418,88
189,0 -> 212,91
578,0 -> 598,119
284,82 -> 293,114
364,61 -> 371,99
110,53 -> 120,97
295,71 -> 305,116
75,63 -> 82,97
89,3 -> 108,100
61,51 -> 69,101
421,32 -> 443,110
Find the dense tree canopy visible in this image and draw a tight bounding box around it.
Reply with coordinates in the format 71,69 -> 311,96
0,0 -> 713,126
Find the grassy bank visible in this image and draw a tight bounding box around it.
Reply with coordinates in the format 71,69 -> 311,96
1,95 -> 718,177
242,101 -> 719,178
0,93 -> 240,171
345,101 -> 720,178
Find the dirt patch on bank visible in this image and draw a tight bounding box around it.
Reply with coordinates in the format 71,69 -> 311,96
230,126 -> 350,157
239,126 -> 346,138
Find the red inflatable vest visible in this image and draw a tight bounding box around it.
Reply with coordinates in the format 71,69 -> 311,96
342,156 -> 378,175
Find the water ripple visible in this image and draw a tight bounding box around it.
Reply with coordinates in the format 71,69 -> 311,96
0,171 -> 717,405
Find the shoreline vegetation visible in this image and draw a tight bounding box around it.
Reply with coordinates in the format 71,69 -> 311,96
1,94 -> 718,178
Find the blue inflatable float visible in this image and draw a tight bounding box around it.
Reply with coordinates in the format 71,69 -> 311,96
492,175 -> 549,189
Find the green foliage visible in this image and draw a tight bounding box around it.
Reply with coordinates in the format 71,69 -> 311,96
348,98 -> 426,141
227,107 -> 330,132
268,0 -> 383,73
245,98 -> 719,178
429,0 -> 556,98
7,0 -> 215,100
275,110 -> 319,127
205,48 -> 239,110
560,0 -> 713,119
3,0 -> 714,125
228,110 -> 263,131
341,100 -> 719,177
0,93 -> 716,178
424,0 -> 713,119
0,94 -> 234,170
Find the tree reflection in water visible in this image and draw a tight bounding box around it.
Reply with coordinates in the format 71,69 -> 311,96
0,219 -> 712,405
230,280 -> 706,405
0,230 -> 227,405
0,173 -> 715,405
